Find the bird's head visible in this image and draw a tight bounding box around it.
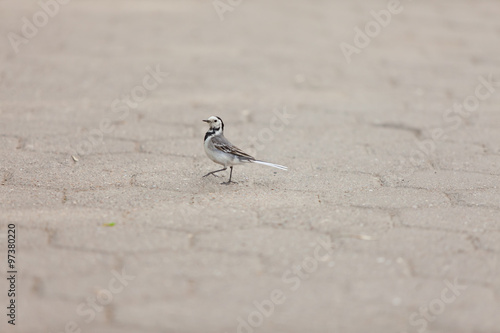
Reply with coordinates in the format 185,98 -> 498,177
203,116 -> 224,132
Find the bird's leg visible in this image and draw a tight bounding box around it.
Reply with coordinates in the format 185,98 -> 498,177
203,167 -> 227,178
222,166 -> 237,185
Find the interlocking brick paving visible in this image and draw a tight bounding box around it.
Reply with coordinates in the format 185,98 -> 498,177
1,1 -> 499,332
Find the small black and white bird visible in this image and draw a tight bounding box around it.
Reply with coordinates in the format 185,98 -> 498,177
202,116 -> 287,184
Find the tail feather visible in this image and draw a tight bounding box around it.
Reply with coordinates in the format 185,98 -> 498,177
251,160 -> 288,171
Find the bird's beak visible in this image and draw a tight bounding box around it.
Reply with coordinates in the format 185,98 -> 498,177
202,119 -> 210,123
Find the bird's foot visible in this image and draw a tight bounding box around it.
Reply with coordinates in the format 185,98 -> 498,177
203,172 -> 222,178
203,173 -> 221,178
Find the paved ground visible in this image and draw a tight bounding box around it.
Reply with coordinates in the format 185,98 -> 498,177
1,0 -> 499,332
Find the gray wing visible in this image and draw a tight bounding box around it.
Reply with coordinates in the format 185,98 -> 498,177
211,135 -> 255,160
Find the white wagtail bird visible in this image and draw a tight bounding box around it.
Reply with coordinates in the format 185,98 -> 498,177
202,116 -> 287,184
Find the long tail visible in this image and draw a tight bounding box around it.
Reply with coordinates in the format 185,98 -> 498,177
251,160 -> 288,171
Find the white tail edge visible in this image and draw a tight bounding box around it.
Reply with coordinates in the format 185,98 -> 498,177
252,160 -> 288,171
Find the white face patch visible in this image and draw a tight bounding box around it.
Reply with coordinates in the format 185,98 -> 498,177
206,116 -> 223,130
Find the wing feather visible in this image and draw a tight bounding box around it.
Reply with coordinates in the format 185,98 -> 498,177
211,135 -> 255,160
